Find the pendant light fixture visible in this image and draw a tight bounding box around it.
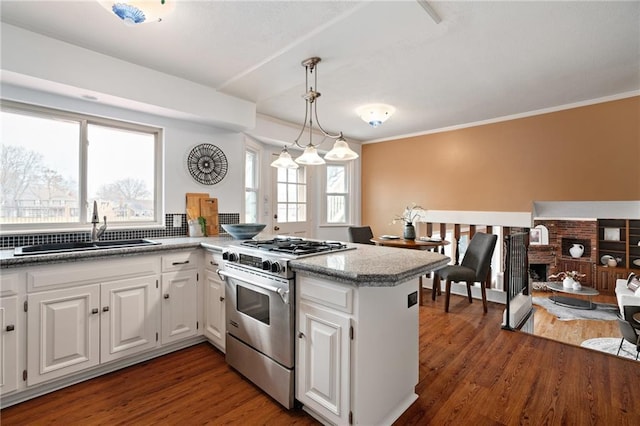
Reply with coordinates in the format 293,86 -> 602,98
98,0 -> 175,25
271,57 -> 359,169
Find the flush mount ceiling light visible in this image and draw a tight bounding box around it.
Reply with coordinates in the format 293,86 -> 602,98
356,103 -> 396,128
98,1 -> 175,25
271,57 -> 359,169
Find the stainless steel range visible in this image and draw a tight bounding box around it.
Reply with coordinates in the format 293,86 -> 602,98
217,237 -> 353,409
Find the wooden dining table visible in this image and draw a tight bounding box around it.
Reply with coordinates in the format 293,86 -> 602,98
370,237 -> 450,251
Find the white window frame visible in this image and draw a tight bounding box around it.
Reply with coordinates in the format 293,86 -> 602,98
0,100 -> 164,233
321,161 -> 353,226
244,138 -> 261,224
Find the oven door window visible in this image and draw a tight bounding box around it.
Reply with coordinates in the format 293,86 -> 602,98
237,285 -> 270,325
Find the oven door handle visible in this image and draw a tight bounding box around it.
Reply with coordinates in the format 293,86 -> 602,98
217,269 -> 290,305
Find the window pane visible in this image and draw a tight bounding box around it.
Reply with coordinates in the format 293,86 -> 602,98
87,124 -> 155,222
245,151 -> 256,188
327,165 -> 346,193
327,195 -> 346,223
287,204 -> 297,222
245,191 -> 257,223
0,111 -> 80,224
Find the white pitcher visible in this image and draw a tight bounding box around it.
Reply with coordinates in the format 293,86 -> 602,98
569,243 -> 584,258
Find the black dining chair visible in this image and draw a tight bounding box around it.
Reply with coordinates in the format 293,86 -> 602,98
431,232 -> 497,313
617,305 -> 640,360
348,226 -> 375,245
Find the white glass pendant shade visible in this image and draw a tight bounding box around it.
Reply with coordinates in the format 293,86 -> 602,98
270,148 -> 299,169
356,103 -> 396,127
98,1 -> 175,25
324,138 -> 359,161
295,145 -> 325,165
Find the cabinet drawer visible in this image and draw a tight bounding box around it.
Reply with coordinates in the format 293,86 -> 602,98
162,251 -> 199,272
27,256 -> 161,292
203,251 -> 223,270
0,271 -> 23,297
299,276 -> 353,314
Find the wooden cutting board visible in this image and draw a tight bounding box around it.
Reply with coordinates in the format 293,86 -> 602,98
199,197 -> 219,236
186,192 -> 209,220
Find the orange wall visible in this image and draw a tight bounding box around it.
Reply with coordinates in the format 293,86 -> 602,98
362,96 -> 640,235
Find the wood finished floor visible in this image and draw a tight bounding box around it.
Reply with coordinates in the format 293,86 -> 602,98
2,293 -> 639,425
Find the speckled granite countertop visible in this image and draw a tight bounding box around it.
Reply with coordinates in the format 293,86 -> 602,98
290,243 -> 450,287
0,236 -> 235,268
1,237 -> 450,287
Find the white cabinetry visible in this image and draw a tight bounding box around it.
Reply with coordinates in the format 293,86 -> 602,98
203,251 -> 225,350
25,255 -> 161,386
297,276 -> 352,425
1,271 -> 24,396
160,251 -> 199,345
27,275 -> 159,386
296,275 -> 420,426
101,276 -> 159,363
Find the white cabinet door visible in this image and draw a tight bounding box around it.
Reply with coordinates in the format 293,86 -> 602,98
0,296 -> 19,395
27,285 -> 100,386
297,300 -> 351,425
160,270 -> 197,345
203,265 -> 225,349
101,276 -> 159,362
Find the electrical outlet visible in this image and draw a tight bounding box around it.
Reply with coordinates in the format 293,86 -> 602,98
172,214 -> 182,228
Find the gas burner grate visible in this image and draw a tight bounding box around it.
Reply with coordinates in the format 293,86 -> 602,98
240,238 -> 347,256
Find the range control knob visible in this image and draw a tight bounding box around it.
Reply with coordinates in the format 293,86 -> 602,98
227,252 -> 238,262
262,260 -> 272,271
271,262 -> 283,273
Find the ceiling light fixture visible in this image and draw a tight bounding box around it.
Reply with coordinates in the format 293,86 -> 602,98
271,57 -> 359,169
356,103 -> 396,128
98,1 -> 175,25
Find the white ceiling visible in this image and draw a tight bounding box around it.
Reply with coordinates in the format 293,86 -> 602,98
1,1 -> 639,143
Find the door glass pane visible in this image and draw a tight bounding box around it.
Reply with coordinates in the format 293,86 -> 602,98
275,163 -> 306,224
0,111 -> 80,224
277,204 -> 287,223
87,124 -> 155,223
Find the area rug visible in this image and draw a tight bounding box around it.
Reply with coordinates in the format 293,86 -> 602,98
532,297 -> 620,321
581,337 -> 639,361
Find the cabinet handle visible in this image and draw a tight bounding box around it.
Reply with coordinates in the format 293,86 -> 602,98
219,296 -> 225,302
172,260 -> 190,265
298,332 -> 305,339
91,308 -> 99,315
6,324 -> 15,332
102,306 -> 109,312
210,261 -> 218,266
164,294 -> 170,299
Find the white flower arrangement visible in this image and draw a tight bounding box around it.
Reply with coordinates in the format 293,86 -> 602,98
393,203 -> 424,225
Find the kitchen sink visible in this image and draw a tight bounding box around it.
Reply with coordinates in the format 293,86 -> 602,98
14,239 -> 160,256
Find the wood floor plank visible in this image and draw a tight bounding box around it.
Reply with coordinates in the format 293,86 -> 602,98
2,293 -> 639,425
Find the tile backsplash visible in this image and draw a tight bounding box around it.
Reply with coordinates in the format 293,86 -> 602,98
0,213 -> 240,249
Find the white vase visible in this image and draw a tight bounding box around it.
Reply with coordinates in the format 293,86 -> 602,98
572,281 -> 582,290
569,243 -> 584,258
563,277 -> 575,289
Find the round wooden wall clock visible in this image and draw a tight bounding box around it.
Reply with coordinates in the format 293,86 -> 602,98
187,143 -> 228,185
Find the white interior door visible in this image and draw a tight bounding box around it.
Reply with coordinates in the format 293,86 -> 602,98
271,155 -> 309,237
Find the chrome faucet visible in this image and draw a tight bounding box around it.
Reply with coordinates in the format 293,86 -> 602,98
90,200 -> 108,242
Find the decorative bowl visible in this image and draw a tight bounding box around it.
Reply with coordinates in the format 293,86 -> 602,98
221,223 -> 266,240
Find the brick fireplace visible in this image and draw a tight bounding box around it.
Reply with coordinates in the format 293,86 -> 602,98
528,220 -> 598,285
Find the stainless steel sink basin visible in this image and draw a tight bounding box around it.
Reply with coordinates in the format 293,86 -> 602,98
14,239 -> 160,256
